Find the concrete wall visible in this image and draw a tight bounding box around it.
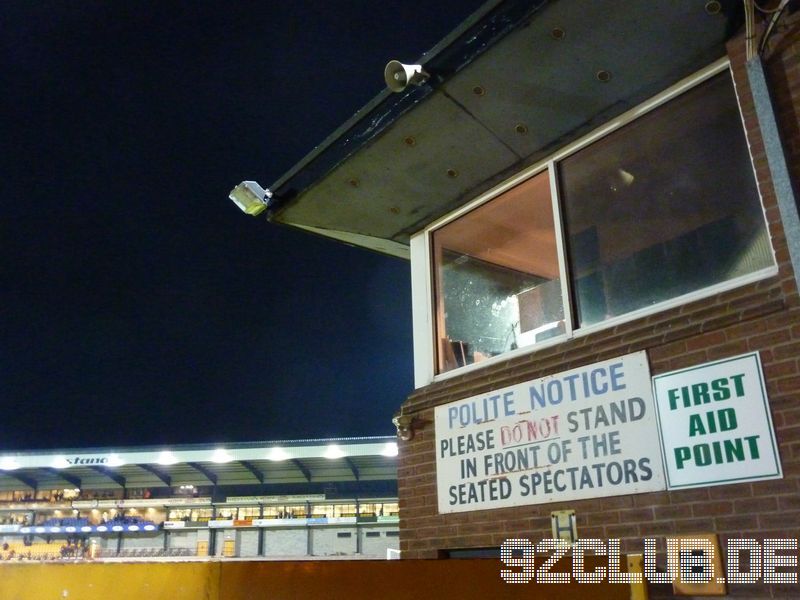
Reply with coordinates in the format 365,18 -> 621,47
262,528 -> 307,557
120,532 -> 163,550
360,526 -> 399,558
0,524 -> 402,560
310,526 -> 357,557
397,18 -> 800,600
167,529 -> 198,549
236,530 -> 259,557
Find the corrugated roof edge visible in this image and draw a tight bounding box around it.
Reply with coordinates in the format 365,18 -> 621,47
0,436 -> 397,458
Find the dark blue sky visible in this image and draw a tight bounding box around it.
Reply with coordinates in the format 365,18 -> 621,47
0,1 -> 485,449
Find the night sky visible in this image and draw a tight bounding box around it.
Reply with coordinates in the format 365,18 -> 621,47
1,1 -> 486,450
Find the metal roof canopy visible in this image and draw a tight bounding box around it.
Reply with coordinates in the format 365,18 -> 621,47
0,437 -> 397,492
266,0 -> 743,258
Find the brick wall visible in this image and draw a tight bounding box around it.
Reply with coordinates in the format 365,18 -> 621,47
397,17 -> 800,600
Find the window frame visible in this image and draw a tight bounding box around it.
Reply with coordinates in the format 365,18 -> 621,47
410,58 -> 776,386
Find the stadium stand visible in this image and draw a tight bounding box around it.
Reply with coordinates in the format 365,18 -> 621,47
0,437 -> 398,561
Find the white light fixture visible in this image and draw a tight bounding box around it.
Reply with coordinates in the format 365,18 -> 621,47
97,526 -> 107,532
323,445 -> 346,460
381,442 -> 399,457
81,526 -> 92,533
211,448 -> 233,464
51,457 -> 70,469
156,451 -> 178,466
0,457 -> 20,470
267,447 -> 290,461
229,181 -> 272,216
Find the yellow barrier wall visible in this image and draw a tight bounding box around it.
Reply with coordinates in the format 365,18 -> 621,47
0,562 -> 219,600
0,559 -> 628,600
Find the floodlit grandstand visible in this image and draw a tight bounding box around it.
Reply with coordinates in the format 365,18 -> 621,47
0,437 -> 398,560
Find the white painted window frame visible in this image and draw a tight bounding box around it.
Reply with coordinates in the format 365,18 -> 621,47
410,57 -> 778,388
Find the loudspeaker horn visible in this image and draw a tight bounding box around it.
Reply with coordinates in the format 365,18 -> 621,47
384,60 -> 430,93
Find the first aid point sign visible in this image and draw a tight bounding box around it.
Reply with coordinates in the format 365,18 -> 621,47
652,352 -> 782,490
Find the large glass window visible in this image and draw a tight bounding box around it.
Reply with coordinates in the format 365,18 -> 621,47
428,68 -> 773,375
263,504 -> 306,518
560,73 -> 772,326
433,170 -> 566,373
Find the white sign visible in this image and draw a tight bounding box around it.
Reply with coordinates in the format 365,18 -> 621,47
652,352 -> 782,489
325,517 -> 357,525
225,495 -> 323,504
208,519 -> 234,528
252,518 -> 309,527
164,497 -> 212,506
435,351 -> 665,513
163,521 -> 186,529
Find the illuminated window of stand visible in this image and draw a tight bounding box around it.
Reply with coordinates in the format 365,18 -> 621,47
432,169 -> 565,373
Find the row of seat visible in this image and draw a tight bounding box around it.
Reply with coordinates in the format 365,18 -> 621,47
40,517 -> 89,527
1,540 -> 74,561
99,547 -> 194,558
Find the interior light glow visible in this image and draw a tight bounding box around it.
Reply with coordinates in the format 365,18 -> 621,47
0,457 -> 20,470
381,442 -> 399,457
156,451 -> 178,466
52,457 -> 70,469
267,447 -> 289,461
323,445 -> 346,459
211,449 -> 233,464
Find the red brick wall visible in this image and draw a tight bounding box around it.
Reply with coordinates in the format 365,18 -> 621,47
397,19 -> 800,600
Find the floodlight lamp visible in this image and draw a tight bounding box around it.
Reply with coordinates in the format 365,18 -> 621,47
156,451 -> 178,466
381,442 -> 399,457
52,457 -> 70,469
267,447 -> 290,461
323,445 -> 346,459
229,181 -> 272,216
0,457 -> 20,471
211,448 -> 233,463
